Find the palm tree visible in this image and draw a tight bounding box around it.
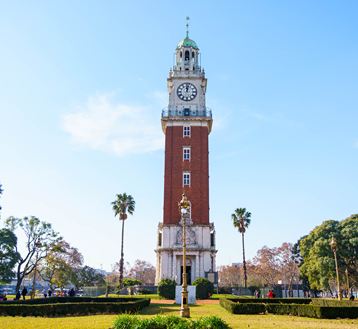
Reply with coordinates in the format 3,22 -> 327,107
111,193 -> 135,289
232,208 -> 251,289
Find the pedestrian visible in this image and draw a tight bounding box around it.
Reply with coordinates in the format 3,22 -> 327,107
48,289 -> 52,297
15,291 -> 21,300
21,287 -> 28,300
350,294 -> 355,301
267,290 -> 274,298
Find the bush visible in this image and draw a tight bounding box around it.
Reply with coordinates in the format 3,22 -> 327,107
227,298 -> 312,304
158,279 -> 176,299
0,299 -> 150,317
220,299 -> 265,314
113,314 -> 230,329
266,303 -> 358,319
311,299 -> 358,307
3,296 -> 141,305
192,277 -> 214,299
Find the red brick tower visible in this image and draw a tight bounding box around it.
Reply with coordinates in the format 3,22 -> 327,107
155,27 -> 216,285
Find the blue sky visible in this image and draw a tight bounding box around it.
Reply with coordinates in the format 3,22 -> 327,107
0,1 -> 357,271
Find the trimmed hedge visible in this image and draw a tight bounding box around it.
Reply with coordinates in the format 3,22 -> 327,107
220,299 -> 266,314
266,303 -> 358,319
3,296 -> 140,305
311,299 -> 358,307
113,314 -> 230,329
220,299 -> 358,319
0,299 -> 150,317
228,298 -> 312,304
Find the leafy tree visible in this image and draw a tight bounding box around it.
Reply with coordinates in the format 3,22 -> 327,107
123,278 -> 142,287
111,193 -> 135,288
128,259 -> 156,285
252,245 -> 280,287
218,264 -> 242,287
232,208 -> 251,288
0,228 -> 20,283
0,183 -> 3,211
5,216 -> 61,291
39,240 -> 83,289
299,219 -> 341,292
72,265 -> 105,289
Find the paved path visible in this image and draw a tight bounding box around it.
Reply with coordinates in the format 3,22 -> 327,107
151,299 -> 219,305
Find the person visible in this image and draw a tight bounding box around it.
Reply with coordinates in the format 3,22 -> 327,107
254,289 -> 261,298
48,289 -> 52,297
15,291 -> 21,300
267,290 -> 274,298
69,288 -> 75,297
350,294 -> 355,301
43,289 -> 47,298
21,287 -> 28,300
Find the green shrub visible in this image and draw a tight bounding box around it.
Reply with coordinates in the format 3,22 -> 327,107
220,299 -> 265,314
113,314 -> 230,329
3,296 -> 141,305
158,279 -> 176,299
192,277 -> 214,299
123,278 -> 142,287
311,299 -> 358,307
0,299 -> 150,317
266,303 -> 358,319
227,298 -> 312,304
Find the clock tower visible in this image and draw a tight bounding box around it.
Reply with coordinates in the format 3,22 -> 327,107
155,24 -> 217,285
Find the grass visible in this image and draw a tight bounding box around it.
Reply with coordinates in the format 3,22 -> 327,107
1,303 -> 358,329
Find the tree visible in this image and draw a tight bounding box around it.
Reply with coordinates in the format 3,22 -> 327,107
218,264 -> 242,287
39,240 -> 83,289
232,208 -> 251,288
0,183 -> 3,211
128,259 -> 156,285
252,245 -> 280,287
111,193 -> 135,288
72,266 -> 105,289
5,216 -> 61,292
299,215 -> 358,292
0,228 -> 20,283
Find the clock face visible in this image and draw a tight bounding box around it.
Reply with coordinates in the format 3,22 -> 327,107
177,83 -> 197,101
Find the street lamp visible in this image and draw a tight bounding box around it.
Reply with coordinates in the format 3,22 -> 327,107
329,237 -> 342,300
179,193 -> 190,318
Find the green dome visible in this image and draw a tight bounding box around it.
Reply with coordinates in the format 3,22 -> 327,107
177,37 -> 198,49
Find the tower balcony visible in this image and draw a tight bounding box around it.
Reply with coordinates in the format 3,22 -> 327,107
161,107 -> 212,119
161,107 -> 213,133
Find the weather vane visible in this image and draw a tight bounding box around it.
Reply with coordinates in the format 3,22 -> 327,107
186,16 -> 190,37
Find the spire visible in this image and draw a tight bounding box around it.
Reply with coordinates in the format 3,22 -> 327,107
186,16 -> 190,38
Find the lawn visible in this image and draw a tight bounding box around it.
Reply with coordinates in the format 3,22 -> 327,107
1,303 -> 357,329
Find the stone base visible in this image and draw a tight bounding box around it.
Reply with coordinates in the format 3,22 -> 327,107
175,285 -> 196,304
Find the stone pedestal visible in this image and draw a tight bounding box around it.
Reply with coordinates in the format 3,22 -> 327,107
175,285 -> 196,304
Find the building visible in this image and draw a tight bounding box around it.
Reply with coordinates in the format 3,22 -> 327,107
155,26 -> 217,285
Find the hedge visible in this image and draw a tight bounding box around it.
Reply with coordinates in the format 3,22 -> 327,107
0,299 -> 150,317
113,314 -> 230,329
158,279 -> 176,299
227,298 -> 312,304
3,296 -> 140,305
266,303 -> 358,319
220,299 -> 358,319
220,299 -> 266,314
193,277 -> 214,299
311,299 -> 358,307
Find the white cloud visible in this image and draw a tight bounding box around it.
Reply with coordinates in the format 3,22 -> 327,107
62,92 -> 164,156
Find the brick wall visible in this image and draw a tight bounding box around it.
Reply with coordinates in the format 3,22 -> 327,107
163,125 -> 209,225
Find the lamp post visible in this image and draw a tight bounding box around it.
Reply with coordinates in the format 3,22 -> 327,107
179,193 -> 190,318
329,237 -> 342,300
345,268 -> 350,298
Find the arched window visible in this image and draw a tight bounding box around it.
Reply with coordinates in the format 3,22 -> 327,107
180,51 -> 182,58
185,50 -> 190,60
192,51 -> 195,58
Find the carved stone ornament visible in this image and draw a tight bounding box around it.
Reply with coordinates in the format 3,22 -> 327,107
176,227 -> 197,246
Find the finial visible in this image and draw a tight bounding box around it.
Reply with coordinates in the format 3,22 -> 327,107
186,16 -> 190,38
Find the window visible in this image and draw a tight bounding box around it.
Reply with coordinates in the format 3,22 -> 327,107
183,147 -> 190,161
183,126 -> 191,137
183,172 -> 190,187
185,50 -> 190,60
158,232 -> 162,246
